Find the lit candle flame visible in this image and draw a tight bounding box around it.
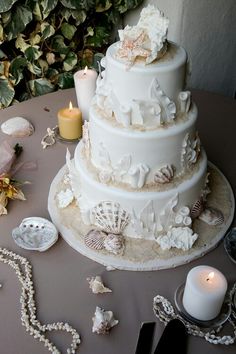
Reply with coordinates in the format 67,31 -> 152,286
69,101 -> 73,110
83,66 -> 88,75
206,272 -> 214,282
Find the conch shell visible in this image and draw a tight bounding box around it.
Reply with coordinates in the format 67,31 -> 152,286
92,306 -> 118,334
87,276 -> 112,294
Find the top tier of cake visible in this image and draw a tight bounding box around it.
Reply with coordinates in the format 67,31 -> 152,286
106,41 -> 187,106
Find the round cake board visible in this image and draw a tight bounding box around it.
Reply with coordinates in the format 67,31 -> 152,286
48,162 -> 235,271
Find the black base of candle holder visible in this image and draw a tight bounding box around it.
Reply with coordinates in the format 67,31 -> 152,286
174,283 -> 231,328
55,126 -> 81,143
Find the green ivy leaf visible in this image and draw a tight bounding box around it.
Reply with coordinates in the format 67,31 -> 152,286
85,26 -> 110,47
15,34 -> 31,53
0,0 -> 18,13
41,0 -> 58,19
29,78 -> 54,96
5,5 -> 33,40
41,22 -> 55,39
96,0 -> 112,12
59,0 -> 80,10
0,24 -> 4,43
114,0 -> 143,13
63,51 -> 77,71
25,46 -> 43,62
27,62 -> 42,76
10,56 -> 28,85
57,71 -> 73,89
0,77 -> 14,108
51,35 -> 69,54
61,22 -> 76,40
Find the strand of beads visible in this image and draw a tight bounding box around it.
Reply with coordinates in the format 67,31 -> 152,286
153,287 -> 236,345
0,248 -> 80,353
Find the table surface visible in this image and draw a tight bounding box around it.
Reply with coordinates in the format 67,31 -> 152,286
0,88 -> 235,354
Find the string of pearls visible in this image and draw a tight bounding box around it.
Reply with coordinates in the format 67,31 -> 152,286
0,248 -> 81,353
153,285 -> 236,345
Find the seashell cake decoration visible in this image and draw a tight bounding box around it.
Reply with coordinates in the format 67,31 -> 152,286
1,117 -> 34,137
103,233 -> 125,255
91,201 -> 130,234
84,229 -> 106,250
154,164 -> 175,184
198,207 -> 224,226
92,306 -> 118,335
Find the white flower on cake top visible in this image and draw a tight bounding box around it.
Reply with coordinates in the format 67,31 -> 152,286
117,5 -> 169,65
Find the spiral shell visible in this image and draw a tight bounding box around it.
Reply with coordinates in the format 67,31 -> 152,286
91,201 -> 130,234
92,306 -> 118,335
199,207 -> 224,226
190,198 -> 205,219
84,229 -> 106,250
104,234 -> 125,255
87,276 -> 112,294
154,165 -> 174,184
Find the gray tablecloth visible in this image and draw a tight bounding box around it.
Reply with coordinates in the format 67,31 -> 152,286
0,89 -> 235,354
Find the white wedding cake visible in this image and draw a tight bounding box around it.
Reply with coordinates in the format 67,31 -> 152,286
57,5 -> 228,265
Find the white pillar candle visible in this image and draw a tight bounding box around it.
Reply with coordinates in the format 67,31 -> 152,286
182,265 -> 227,321
74,66 -> 98,121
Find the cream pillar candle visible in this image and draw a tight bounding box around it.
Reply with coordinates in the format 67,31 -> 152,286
74,66 -> 98,121
58,102 -> 82,140
182,266 -> 227,321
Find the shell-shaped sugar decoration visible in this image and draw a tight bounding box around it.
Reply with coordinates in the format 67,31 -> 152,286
154,164 -> 174,184
1,117 -> 34,137
199,207 -> 224,226
84,229 -> 106,250
92,201 -> 130,234
92,306 -> 118,335
190,198 -> 205,219
104,233 -> 125,255
57,189 -> 74,208
87,276 -> 112,294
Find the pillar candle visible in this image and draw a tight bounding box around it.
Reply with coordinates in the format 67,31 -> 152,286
58,102 -> 82,140
74,66 -> 98,121
182,265 -> 227,321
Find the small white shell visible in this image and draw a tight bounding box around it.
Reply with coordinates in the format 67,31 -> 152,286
199,207 -> 224,226
84,229 -> 106,250
92,306 -> 118,334
12,217 -> 58,251
87,276 -> 112,294
1,117 -> 34,137
57,189 -> 74,208
104,233 -> 125,255
154,165 -> 174,184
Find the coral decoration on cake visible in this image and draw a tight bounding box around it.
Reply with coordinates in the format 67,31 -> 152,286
181,132 -> 201,169
178,91 -> 191,113
117,5 -> 169,66
156,227 -> 198,251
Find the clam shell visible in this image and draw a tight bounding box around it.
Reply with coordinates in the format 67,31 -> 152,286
92,306 -> 118,334
91,201 -> 130,234
154,164 -> 174,184
87,276 -> 112,294
1,117 -> 34,137
224,227 -> 236,264
104,233 -> 125,255
190,198 -> 205,219
12,217 -> 58,251
199,207 -> 224,226
84,229 -> 106,250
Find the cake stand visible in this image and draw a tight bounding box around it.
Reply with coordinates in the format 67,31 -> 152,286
48,162 -> 235,271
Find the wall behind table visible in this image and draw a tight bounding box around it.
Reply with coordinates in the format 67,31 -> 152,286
124,0 -> 236,97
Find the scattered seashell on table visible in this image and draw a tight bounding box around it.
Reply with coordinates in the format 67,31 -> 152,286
1,117 -> 34,137
87,276 -> 112,294
92,306 -> 118,334
12,217 -> 58,251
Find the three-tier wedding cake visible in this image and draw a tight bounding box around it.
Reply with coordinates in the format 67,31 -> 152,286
49,5 -> 233,270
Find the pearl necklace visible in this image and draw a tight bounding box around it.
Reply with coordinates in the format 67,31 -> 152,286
0,248 -> 80,353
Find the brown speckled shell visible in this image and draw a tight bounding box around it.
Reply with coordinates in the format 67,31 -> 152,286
190,198 -> 205,219
84,229 -> 106,250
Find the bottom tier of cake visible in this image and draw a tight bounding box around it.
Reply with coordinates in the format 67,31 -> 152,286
68,143 -> 208,242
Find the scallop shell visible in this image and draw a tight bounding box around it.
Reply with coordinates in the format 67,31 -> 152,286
84,229 -> 106,250
199,207 -> 224,226
87,276 -> 112,294
91,201 -> 130,234
190,198 -> 205,219
12,217 -> 58,251
92,306 -> 118,335
154,165 -> 174,184
224,228 -> 236,264
1,117 -> 34,137
104,233 -> 125,255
